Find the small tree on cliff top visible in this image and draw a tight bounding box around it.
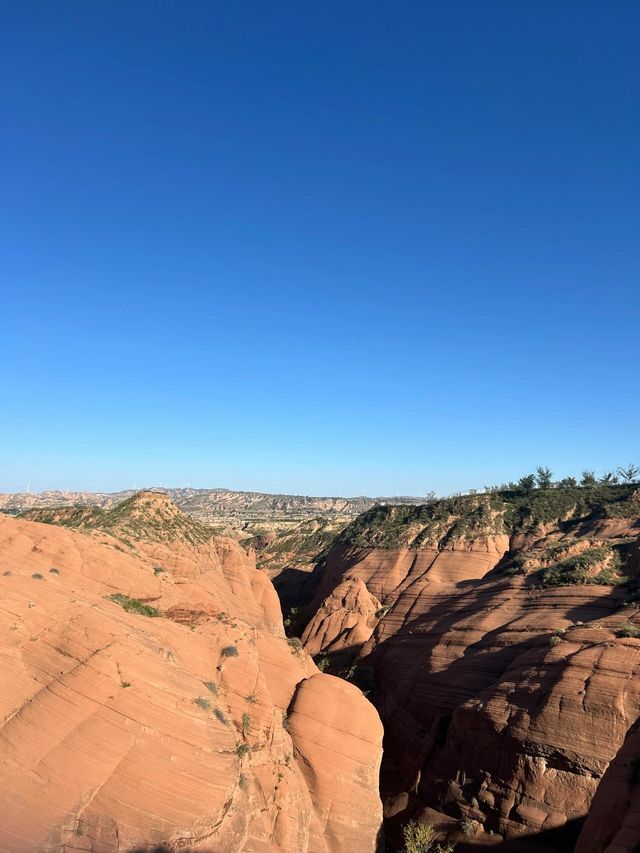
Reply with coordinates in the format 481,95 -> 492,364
535,466 -> 554,489
618,463 -> 640,483
518,474 -> 536,492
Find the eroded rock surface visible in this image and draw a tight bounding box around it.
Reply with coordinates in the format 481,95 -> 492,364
0,497 -> 383,853
301,486 -> 640,848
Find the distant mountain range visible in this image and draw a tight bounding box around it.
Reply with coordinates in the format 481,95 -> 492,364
0,487 -> 427,528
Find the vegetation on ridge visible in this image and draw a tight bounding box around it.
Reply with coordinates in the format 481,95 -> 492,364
338,471 -> 638,550
19,491 -> 223,545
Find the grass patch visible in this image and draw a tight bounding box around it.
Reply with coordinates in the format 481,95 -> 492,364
105,593 -> 159,617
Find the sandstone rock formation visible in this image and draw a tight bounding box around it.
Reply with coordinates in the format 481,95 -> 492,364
300,486 -> 640,849
574,720 -> 640,853
0,495 -> 383,852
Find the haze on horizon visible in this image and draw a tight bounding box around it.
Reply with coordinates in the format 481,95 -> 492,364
2,2 -> 638,497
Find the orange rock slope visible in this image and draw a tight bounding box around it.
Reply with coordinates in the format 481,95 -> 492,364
301,486 -> 640,850
0,494 -> 383,853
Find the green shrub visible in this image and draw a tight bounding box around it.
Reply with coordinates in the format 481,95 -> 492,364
287,637 -> 304,657
203,681 -> 218,695
214,707 -> 228,725
49,567 -> 60,575
617,623 -> 640,639
105,593 -> 159,617
401,820 -> 454,853
236,743 -> 250,759
246,693 -> 258,704
31,573 -> 44,580
153,566 -> 166,576
538,547 -> 616,587
459,817 -> 479,836
242,712 -> 251,733
220,645 -> 239,658
501,553 -> 528,576
193,696 -> 211,711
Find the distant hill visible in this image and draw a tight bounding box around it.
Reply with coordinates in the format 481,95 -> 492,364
0,486 -> 427,528
19,489 -> 222,546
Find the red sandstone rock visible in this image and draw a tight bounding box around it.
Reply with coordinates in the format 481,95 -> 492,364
0,509 -> 383,853
302,492 -> 640,848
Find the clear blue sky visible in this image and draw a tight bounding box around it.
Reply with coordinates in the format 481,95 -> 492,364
1,2 -> 638,497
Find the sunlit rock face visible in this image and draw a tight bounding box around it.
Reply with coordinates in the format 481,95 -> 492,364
0,497 -> 383,853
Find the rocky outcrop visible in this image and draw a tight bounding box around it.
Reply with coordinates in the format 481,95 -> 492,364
301,486 -> 640,848
288,674 -> 384,851
301,577 -> 382,657
575,721 -> 640,853
0,501 -> 383,852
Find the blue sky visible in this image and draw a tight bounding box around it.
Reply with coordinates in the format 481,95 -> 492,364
1,1 -> 638,496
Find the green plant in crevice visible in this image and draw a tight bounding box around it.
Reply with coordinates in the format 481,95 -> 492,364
105,593 -> 159,617
236,742 -> 250,759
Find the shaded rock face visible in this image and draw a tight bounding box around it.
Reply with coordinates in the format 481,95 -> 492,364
0,504 -> 383,852
574,721 -> 640,853
300,487 -> 640,848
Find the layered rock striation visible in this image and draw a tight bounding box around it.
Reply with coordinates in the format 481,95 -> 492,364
301,486 -> 640,849
0,495 -> 383,852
